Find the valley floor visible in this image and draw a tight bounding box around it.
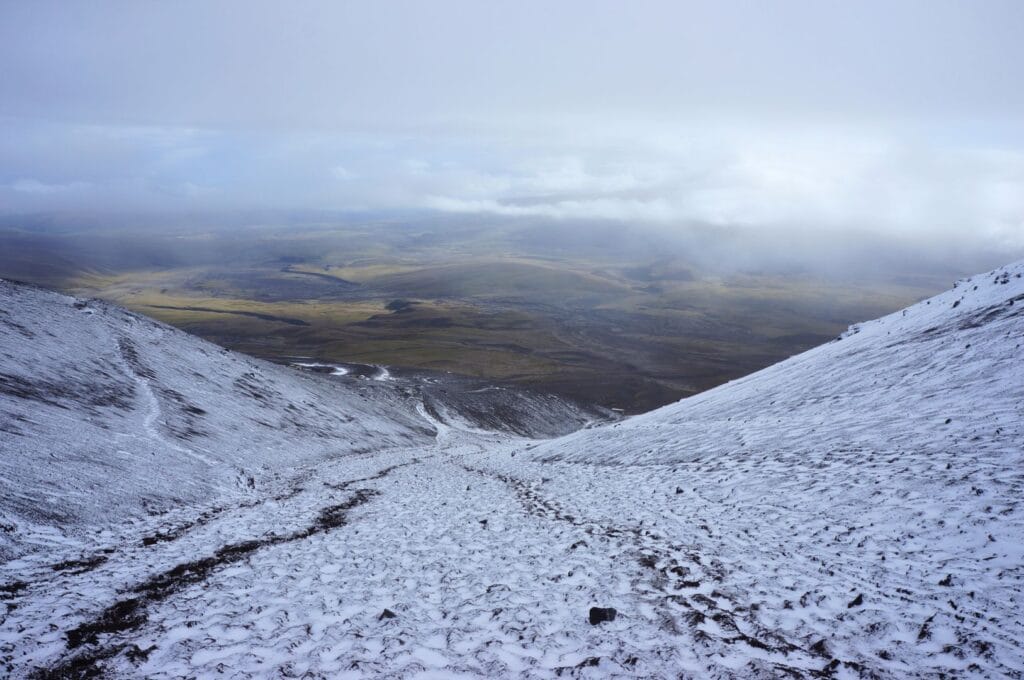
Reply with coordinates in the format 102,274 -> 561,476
3,410 -> 1021,679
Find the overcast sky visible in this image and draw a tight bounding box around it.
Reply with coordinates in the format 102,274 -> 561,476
1,0 -> 1023,250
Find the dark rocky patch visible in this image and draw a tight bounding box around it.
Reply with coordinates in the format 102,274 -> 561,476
117,337 -> 155,380
0,308 -> 35,338
41,489 -> 379,678
917,614 -> 935,641
0,372 -> 134,411
51,555 -> 108,575
140,508 -> 220,547
555,656 -> 601,675
155,386 -> 209,440
323,459 -> 420,491
0,580 -> 27,600
233,371 -> 282,404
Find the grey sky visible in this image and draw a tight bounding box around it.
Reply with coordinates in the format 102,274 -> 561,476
1,1 -> 1023,248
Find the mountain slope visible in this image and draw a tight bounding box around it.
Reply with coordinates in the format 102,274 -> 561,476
506,260 -> 1024,675
531,262 -> 1024,467
0,279 -> 432,560
0,262 -> 1022,678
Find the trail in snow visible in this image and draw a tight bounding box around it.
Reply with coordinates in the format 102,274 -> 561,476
3,414 -> 1022,676
0,420 -> 842,678
292,361 -> 350,376
457,462 -> 825,675
2,401 -> 708,678
119,337 -> 216,467
1,279 -> 432,562
415,400 -> 452,440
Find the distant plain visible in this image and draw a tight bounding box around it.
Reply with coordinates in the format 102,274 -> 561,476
0,213 -> 951,412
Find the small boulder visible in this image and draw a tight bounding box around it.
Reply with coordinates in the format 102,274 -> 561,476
379,608 -> 397,620
589,607 -> 617,625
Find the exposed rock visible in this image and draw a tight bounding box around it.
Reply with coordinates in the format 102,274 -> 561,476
589,606 -> 617,625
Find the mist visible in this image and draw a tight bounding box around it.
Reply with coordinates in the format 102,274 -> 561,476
1,0 -> 1023,267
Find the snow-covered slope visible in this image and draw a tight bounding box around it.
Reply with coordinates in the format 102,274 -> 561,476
531,262 -> 1024,467
509,260 -> 1024,675
1,262 -> 1022,679
0,280 -> 432,560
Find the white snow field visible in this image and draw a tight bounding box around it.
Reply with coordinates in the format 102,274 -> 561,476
1,260 -> 1023,678
0,280 -> 434,563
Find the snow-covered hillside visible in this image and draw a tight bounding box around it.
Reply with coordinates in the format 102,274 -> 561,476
1,262 -> 1022,678
0,280 -> 439,562
511,260 -> 1024,675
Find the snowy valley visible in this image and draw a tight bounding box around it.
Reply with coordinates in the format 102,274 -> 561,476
1,260 -> 1023,679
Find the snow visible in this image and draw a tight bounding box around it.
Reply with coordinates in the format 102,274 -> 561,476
1,261 -> 1023,678
516,261 -> 1024,675
292,361 -> 350,376
0,280 -> 431,561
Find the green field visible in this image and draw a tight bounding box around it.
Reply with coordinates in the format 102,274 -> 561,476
0,215 -> 945,412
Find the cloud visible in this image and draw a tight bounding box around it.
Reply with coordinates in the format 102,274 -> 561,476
3,1 -> 1023,129
330,165 -> 357,181
417,131 -> 1024,248
1,117 -> 1022,252
0,1 -> 1022,257
7,178 -> 91,194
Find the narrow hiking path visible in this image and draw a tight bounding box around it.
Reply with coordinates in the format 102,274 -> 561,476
118,335 -> 216,467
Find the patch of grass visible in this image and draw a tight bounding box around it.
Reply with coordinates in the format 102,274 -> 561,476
0,220 -> 944,412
